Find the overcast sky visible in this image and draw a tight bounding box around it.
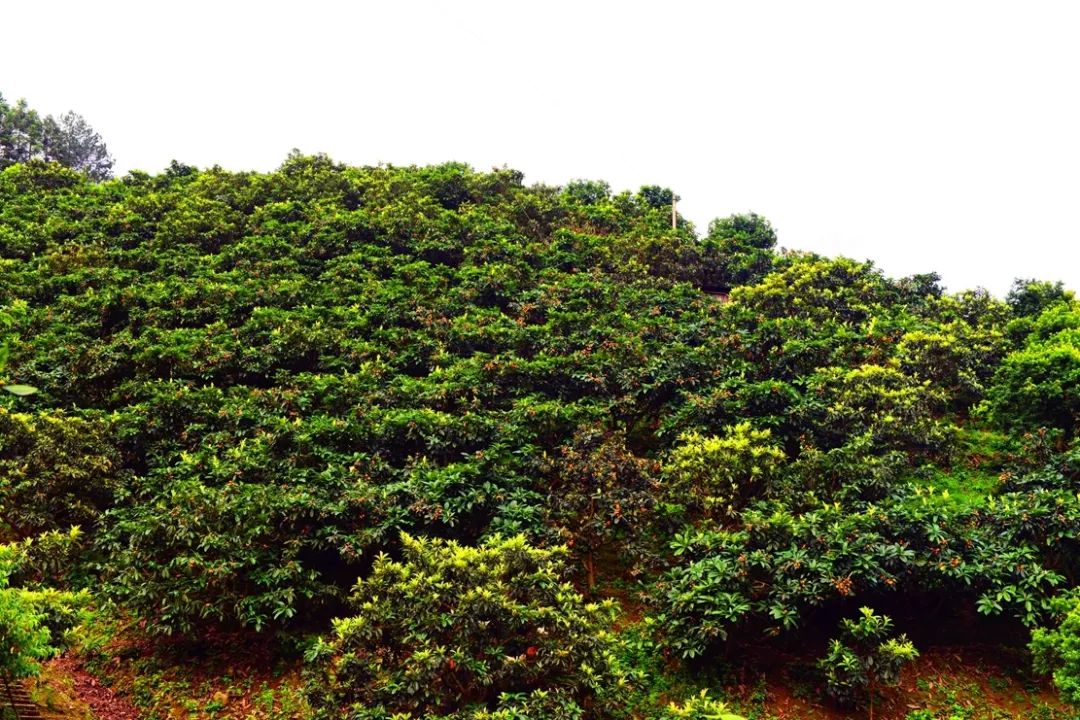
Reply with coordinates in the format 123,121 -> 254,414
3,1 -> 1078,296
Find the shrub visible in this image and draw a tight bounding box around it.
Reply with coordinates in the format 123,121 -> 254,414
658,486 -> 1075,659
985,328 -> 1080,436
1030,591 -> 1080,706
0,534 -> 88,678
657,690 -> 745,720
818,607 -> 918,714
304,533 -> 628,720
99,476 -> 355,635
663,423 -> 785,522
0,541 -> 51,678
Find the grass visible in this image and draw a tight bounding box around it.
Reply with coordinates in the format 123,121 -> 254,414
900,425 -> 1015,511
905,465 -> 1002,510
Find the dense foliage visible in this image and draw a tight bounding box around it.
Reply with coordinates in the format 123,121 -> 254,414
1,154 -> 1079,714
985,304 -> 1080,436
1030,591 -> 1080,707
305,534 -> 627,720
1,156 -> 734,634
0,529 -> 87,678
0,538 -> 51,678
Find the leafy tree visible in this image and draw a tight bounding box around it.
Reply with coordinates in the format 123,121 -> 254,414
638,185 -> 676,209
1008,278 -> 1075,319
795,364 -> 952,456
731,255 -> 889,327
544,425 -> 659,590
702,212 -> 777,288
562,179 -> 611,206
895,325 -> 1006,413
895,272 -> 944,308
304,534 -> 628,720
0,92 -> 113,179
985,327 -> 1080,436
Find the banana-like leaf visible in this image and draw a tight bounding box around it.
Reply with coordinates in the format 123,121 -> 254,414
2,384 -> 37,396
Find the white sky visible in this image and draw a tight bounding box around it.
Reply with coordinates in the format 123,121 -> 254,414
3,1 -> 1078,296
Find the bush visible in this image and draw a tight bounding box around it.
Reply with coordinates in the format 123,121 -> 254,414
99,476 -> 353,635
985,328 -> 1080,436
658,487 -> 1075,659
0,541 -> 51,678
657,690 -> 745,720
304,533 -> 628,720
0,534 -> 88,678
818,607 -> 918,712
1030,591 -> 1080,706
663,423 -> 785,522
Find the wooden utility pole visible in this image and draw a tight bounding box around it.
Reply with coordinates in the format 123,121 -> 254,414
671,197 -> 677,230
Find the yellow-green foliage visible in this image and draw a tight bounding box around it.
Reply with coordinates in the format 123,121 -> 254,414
0,541 -> 51,677
895,322 -> 1006,411
664,423 -> 785,520
986,324 -> 1080,435
660,690 -> 745,720
803,364 -> 952,451
305,533 -> 629,720
0,532 -> 88,678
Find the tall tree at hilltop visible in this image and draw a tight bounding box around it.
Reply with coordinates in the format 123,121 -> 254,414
702,212 -> 778,288
0,93 -> 114,180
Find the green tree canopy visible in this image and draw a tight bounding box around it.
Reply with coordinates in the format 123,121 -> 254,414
1008,278 -> 1075,319
0,93 -> 113,180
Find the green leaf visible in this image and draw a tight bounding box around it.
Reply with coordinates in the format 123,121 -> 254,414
2,384 -> 37,396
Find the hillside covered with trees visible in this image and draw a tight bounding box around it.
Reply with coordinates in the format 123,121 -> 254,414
2,155 -> 1080,720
